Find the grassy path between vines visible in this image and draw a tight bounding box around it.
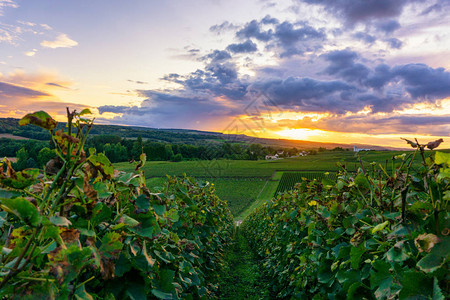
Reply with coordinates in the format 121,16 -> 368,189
218,227 -> 271,299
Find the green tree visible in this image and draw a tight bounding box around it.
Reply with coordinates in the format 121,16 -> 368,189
37,147 -> 56,167
332,147 -> 344,151
26,157 -> 38,168
172,153 -> 183,162
104,143 -> 128,163
165,144 -> 174,160
131,135 -> 143,159
16,147 -> 29,170
248,143 -> 263,160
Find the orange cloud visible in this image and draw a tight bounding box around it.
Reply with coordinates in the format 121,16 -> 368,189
0,70 -> 91,120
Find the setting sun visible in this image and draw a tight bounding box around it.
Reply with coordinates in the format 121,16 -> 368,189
275,128 -> 327,140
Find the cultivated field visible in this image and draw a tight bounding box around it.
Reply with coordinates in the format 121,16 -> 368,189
116,149 -> 446,219
0,133 -> 29,140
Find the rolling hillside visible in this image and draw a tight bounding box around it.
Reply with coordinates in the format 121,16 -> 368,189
0,117 -> 402,150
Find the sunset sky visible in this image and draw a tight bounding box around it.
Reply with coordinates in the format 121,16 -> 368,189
0,0 -> 449,147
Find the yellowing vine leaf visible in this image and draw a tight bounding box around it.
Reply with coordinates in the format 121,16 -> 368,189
19,111 -> 58,130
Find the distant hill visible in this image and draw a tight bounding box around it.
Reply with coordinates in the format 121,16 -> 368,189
0,117 -> 402,150
220,134 -> 402,151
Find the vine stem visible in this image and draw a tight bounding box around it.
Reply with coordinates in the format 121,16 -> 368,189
0,228 -> 38,289
39,161 -> 67,210
76,276 -> 95,289
18,276 -> 55,282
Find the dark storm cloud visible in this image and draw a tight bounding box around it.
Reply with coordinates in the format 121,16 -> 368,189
376,19 -> 401,34
98,105 -> 132,115
261,15 -> 279,25
353,32 -> 376,44
392,64 -> 450,99
203,50 -> 232,62
252,76 -> 405,114
0,81 -> 50,97
321,50 -> 450,100
364,64 -> 394,89
251,77 -> 357,113
99,91 -> 215,118
236,20 -> 273,42
394,115 -> 450,126
385,38 -> 403,49
274,22 -> 326,46
322,49 -> 370,83
236,17 -> 326,57
301,0 -> 418,26
100,92 -> 225,117
241,48 -> 450,116
226,40 -> 258,53
162,61 -> 248,101
205,62 -> 238,84
322,49 -> 358,74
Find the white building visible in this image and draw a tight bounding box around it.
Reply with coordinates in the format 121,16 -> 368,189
354,145 -> 371,152
265,154 -> 280,160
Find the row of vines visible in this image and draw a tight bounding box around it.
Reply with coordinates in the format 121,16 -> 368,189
0,110 -> 234,299
275,172 -> 337,195
242,142 -> 449,299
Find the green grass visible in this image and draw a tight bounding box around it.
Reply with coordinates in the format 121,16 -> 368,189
218,228 -> 271,299
237,172 -> 282,221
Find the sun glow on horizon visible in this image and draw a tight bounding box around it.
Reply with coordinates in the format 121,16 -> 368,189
268,128 -> 447,149
275,128 -> 327,140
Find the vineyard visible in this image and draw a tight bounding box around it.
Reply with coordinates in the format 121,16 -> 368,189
145,177 -> 270,218
0,110 -> 234,299
0,109 -> 449,299
274,172 -> 337,195
242,141 -> 449,299
115,150 -> 432,179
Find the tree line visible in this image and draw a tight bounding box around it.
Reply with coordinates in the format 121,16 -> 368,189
1,134 -> 307,170
85,135 -> 302,163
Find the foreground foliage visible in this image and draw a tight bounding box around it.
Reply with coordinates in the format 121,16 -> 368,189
0,109 -> 233,299
242,141 -> 449,299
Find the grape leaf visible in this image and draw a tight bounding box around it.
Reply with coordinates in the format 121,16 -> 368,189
19,111 -> 57,130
